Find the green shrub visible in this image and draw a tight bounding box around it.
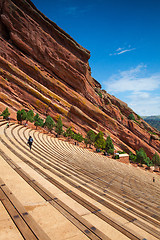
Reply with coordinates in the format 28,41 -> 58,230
63,127 -> 73,138
148,131 -> 157,135
137,115 -> 141,120
71,132 -> 76,139
74,133 -> 83,142
107,148 -> 114,155
135,120 -> 141,125
98,92 -> 102,98
129,152 -> 137,162
128,113 -> 141,124
0,107 -> 10,120
117,151 -> 126,154
128,113 -> 135,121
144,157 -> 153,167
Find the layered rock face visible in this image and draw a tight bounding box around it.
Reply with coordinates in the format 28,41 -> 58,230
0,0 -> 160,158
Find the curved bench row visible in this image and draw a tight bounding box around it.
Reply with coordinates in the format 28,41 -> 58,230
0,121 -> 160,240
7,124 -> 160,223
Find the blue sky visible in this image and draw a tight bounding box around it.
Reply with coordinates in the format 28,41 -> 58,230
31,0 -> 160,116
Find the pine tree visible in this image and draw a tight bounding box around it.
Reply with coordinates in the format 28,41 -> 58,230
105,135 -> 114,153
64,127 -> 73,138
44,115 -> 55,132
152,153 -> 160,166
55,116 -> 63,136
94,131 -> 105,151
34,113 -> 44,129
74,133 -> 83,142
34,113 -> 39,122
129,152 -> 137,162
17,110 -> 21,123
0,107 -> 10,120
21,109 -> 27,121
34,117 -> 44,129
26,110 -> 34,123
86,130 -> 96,147
136,148 -> 150,166
16,109 -> 26,124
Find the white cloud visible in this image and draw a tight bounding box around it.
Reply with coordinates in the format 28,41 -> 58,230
129,92 -> 160,116
117,48 -> 136,55
105,64 -> 160,93
116,47 -> 124,52
104,64 -> 160,115
109,46 -> 136,56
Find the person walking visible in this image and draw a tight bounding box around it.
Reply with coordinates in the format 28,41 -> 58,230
27,136 -> 33,150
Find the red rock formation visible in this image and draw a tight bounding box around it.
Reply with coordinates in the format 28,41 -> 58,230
0,0 -> 160,159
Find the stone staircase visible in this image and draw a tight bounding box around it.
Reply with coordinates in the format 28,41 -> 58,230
0,120 -> 160,240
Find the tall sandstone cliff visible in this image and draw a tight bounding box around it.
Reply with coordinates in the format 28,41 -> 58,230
0,0 -> 160,158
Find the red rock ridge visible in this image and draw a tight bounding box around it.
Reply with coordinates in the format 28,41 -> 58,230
0,0 -> 160,159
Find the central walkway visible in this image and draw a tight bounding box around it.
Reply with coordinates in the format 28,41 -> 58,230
0,120 -> 160,240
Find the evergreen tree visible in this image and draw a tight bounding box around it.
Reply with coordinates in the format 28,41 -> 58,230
136,148 -> 150,166
34,113 -> 39,122
129,152 -> 137,162
64,127 -> 73,138
17,110 -> 21,124
94,131 -> 105,150
55,116 -> 63,136
105,135 -> 114,152
84,138 -> 89,147
74,133 -> 83,142
144,157 -> 153,167
26,110 -> 34,123
152,153 -> 160,166
0,107 -> 10,120
71,132 -> 75,139
34,113 -> 44,129
34,118 -> 44,129
44,115 -> 55,132
86,130 -> 96,147
16,109 -> 26,124
21,109 -> 27,121
107,148 -> 114,155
